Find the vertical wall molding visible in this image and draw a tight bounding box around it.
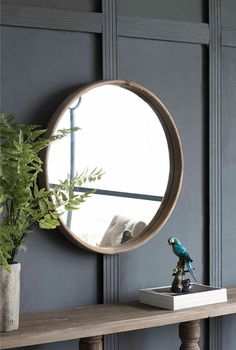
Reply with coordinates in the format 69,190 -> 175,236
103,254 -> 120,350
102,0 -> 118,79
102,1 -> 119,349
103,255 -> 120,303
209,0 -> 222,349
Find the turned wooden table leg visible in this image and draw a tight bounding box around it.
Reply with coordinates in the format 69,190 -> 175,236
179,320 -> 200,350
80,335 -> 103,350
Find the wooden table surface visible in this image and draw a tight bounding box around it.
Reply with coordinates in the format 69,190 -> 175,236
1,287 -> 236,349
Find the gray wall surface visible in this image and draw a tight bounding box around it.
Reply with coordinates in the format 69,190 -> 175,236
221,47 -> 236,350
1,24 -> 103,312
1,0 -> 236,349
118,0 -> 205,22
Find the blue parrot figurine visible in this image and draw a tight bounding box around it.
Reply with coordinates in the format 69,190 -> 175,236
168,237 -> 197,282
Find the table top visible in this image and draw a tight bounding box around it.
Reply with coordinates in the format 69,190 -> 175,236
1,286 -> 236,349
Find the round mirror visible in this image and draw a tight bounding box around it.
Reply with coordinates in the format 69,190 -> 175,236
44,80 -> 183,254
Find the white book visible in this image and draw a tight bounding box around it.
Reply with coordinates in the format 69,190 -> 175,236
139,284 -> 227,310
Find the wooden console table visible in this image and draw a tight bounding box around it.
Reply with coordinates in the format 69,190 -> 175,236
1,287 -> 236,350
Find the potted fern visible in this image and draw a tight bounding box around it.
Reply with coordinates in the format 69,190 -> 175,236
0,113 -> 102,331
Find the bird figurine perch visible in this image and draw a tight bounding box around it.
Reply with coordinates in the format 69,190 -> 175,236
168,237 -> 197,293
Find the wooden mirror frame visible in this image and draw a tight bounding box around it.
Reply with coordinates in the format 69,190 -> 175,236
43,80 -> 183,254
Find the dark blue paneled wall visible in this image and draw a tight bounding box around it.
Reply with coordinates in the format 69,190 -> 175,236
1,1 -> 236,349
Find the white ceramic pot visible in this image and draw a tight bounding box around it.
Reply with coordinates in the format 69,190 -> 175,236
0,262 -> 21,332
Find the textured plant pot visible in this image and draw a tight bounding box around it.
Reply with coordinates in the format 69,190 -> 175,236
0,263 -> 21,332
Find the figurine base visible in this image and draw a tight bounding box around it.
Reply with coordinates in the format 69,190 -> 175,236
139,284 -> 227,310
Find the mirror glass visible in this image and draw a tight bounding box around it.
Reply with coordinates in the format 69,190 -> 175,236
47,84 -> 170,248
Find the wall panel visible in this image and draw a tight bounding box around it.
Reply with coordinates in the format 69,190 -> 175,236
1,23 -> 102,350
222,47 -> 236,286
1,26 -> 102,124
1,0 -> 101,13
1,1 -> 236,349
118,0 -> 207,22
118,37 -> 207,350
221,46 -> 236,350
221,0 -> 236,27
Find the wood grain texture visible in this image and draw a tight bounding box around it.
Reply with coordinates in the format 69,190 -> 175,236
1,287 -> 236,349
80,336 -> 103,350
1,3 -> 103,33
179,320 -> 200,350
118,16 -> 209,45
1,3 -> 210,46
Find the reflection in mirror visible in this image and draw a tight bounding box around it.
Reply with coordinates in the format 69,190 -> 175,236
48,85 -> 170,248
